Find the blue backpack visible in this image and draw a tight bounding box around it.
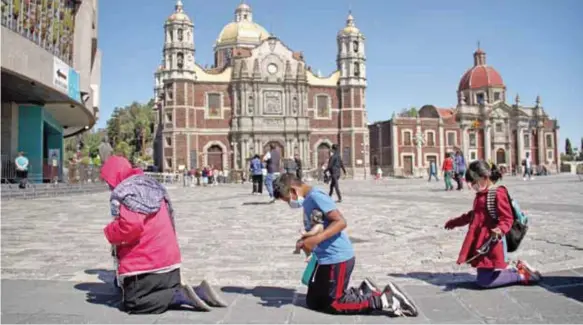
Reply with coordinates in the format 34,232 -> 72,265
486,186 -> 528,252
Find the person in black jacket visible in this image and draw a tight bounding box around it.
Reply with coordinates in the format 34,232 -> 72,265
326,144 -> 347,202
294,154 -> 303,180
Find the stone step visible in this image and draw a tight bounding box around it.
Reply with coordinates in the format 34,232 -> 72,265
1,183 -> 108,200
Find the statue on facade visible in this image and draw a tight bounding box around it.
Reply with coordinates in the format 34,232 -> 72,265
414,132 -> 425,149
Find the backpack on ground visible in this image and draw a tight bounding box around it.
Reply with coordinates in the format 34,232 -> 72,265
486,185 -> 528,252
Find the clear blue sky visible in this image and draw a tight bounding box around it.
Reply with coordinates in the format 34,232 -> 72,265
98,0 -> 583,152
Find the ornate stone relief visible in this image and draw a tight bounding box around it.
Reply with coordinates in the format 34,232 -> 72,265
292,96 -> 298,114
248,95 -> 254,114
263,91 -> 283,115
263,118 -> 284,127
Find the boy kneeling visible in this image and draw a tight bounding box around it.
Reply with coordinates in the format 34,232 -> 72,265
273,174 -> 418,317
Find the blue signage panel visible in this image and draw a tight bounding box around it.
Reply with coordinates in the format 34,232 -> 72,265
68,69 -> 81,102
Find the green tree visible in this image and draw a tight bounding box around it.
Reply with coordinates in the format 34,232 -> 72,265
566,138 -> 573,156
399,107 -> 418,117
115,141 -> 132,158
105,100 -> 156,163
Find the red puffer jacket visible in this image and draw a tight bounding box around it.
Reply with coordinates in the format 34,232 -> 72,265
101,157 -> 181,276
447,186 -> 514,269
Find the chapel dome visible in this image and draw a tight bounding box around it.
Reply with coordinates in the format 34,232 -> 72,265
215,2 -> 269,48
167,0 -> 191,23
458,48 -> 504,91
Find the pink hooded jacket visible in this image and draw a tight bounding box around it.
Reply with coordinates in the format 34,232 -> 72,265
101,156 -> 181,276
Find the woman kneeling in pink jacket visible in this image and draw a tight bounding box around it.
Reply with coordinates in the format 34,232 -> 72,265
101,156 -> 227,314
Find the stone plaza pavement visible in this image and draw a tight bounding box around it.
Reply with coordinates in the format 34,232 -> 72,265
1,174 -> 583,323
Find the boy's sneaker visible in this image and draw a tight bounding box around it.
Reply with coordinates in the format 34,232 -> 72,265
181,283 -> 212,311
516,260 -> 542,284
381,282 -> 418,317
359,277 -> 381,296
195,280 -> 228,307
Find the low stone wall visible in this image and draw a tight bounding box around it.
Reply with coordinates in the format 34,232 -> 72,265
561,161 -> 583,174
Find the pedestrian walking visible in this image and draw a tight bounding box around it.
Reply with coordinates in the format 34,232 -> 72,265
522,152 -> 534,181
442,153 -> 454,191
326,144 -> 347,202
454,149 -> 467,190
428,160 -> 439,182
294,154 -> 303,181
263,143 -> 281,202
249,154 -> 263,195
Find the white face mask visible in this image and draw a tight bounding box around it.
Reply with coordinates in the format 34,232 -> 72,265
288,196 -> 304,209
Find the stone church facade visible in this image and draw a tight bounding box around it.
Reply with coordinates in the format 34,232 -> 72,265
153,1 -> 370,175
369,48 -> 560,177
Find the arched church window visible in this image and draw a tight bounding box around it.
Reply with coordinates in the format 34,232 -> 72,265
354,62 -> 360,77
177,28 -> 183,41
177,52 -> 184,69
477,93 -> 485,105
353,40 -> 359,53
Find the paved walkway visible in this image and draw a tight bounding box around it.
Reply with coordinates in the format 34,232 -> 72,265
2,174 -> 582,323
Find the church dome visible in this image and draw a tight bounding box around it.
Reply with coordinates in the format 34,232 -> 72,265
215,2 -> 269,48
216,21 -> 269,46
339,12 -> 360,35
458,48 -> 504,91
167,0 -> 191,23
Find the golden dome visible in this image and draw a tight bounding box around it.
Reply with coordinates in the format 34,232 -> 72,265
167,0 -> 191,23
216,21 -> 269,46
339,12 -> 360,35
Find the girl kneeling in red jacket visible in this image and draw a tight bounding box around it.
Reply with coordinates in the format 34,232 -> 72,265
101,156 -> 226,314
444,160 -> 541,288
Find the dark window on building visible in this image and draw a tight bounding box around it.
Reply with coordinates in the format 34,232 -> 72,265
447,132 -> 456,146
317,95 -> 329,117
354,62 -> 360,77
207,93 -> 221,117
524,134 -> 530,148
493,92 -> 500,101
177,52 -> 184,69
495,123 -> 503,132
469,133 -> 477,147
546,134 -> 553,148
404,131 -> 412,146
165,84 -> 173,100
343,147 -> 351,164
477,93 -> 485,105
165,158 -> 172,169
165,137 -> 172,147
177,29 -> 183,41
165,112 -> 173,123
427,132 -> 435,146
353,40 -> 359,53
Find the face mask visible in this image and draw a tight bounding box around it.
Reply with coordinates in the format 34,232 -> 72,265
471,180 -> 488,192
288,196 -> 304,209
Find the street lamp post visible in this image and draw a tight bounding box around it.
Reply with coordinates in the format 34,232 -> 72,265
361,142 -> 369,180
377,124 -> 382,168
230,141 -> 237,170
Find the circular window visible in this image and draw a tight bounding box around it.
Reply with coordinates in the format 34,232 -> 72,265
267,63 -> 278,74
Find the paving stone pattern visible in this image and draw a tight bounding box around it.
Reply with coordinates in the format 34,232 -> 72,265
1,174 -> 582,323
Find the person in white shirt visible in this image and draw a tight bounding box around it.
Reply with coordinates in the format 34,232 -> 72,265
522,152 -> 534,181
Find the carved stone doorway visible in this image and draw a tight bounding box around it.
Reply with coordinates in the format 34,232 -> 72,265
496,148 -> 506,165
317,143 -> 331,168
263,141 -> 284,157
207,145 -> 224,170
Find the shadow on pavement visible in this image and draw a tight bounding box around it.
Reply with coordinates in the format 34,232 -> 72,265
221,286 -> 307,308
242,201 -> 273,205
389,271 -> 583,303
74,269 -> 121,309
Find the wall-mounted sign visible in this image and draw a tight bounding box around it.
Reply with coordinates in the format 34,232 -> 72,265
68,69 -> 81,102
53,57 -> 69,93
